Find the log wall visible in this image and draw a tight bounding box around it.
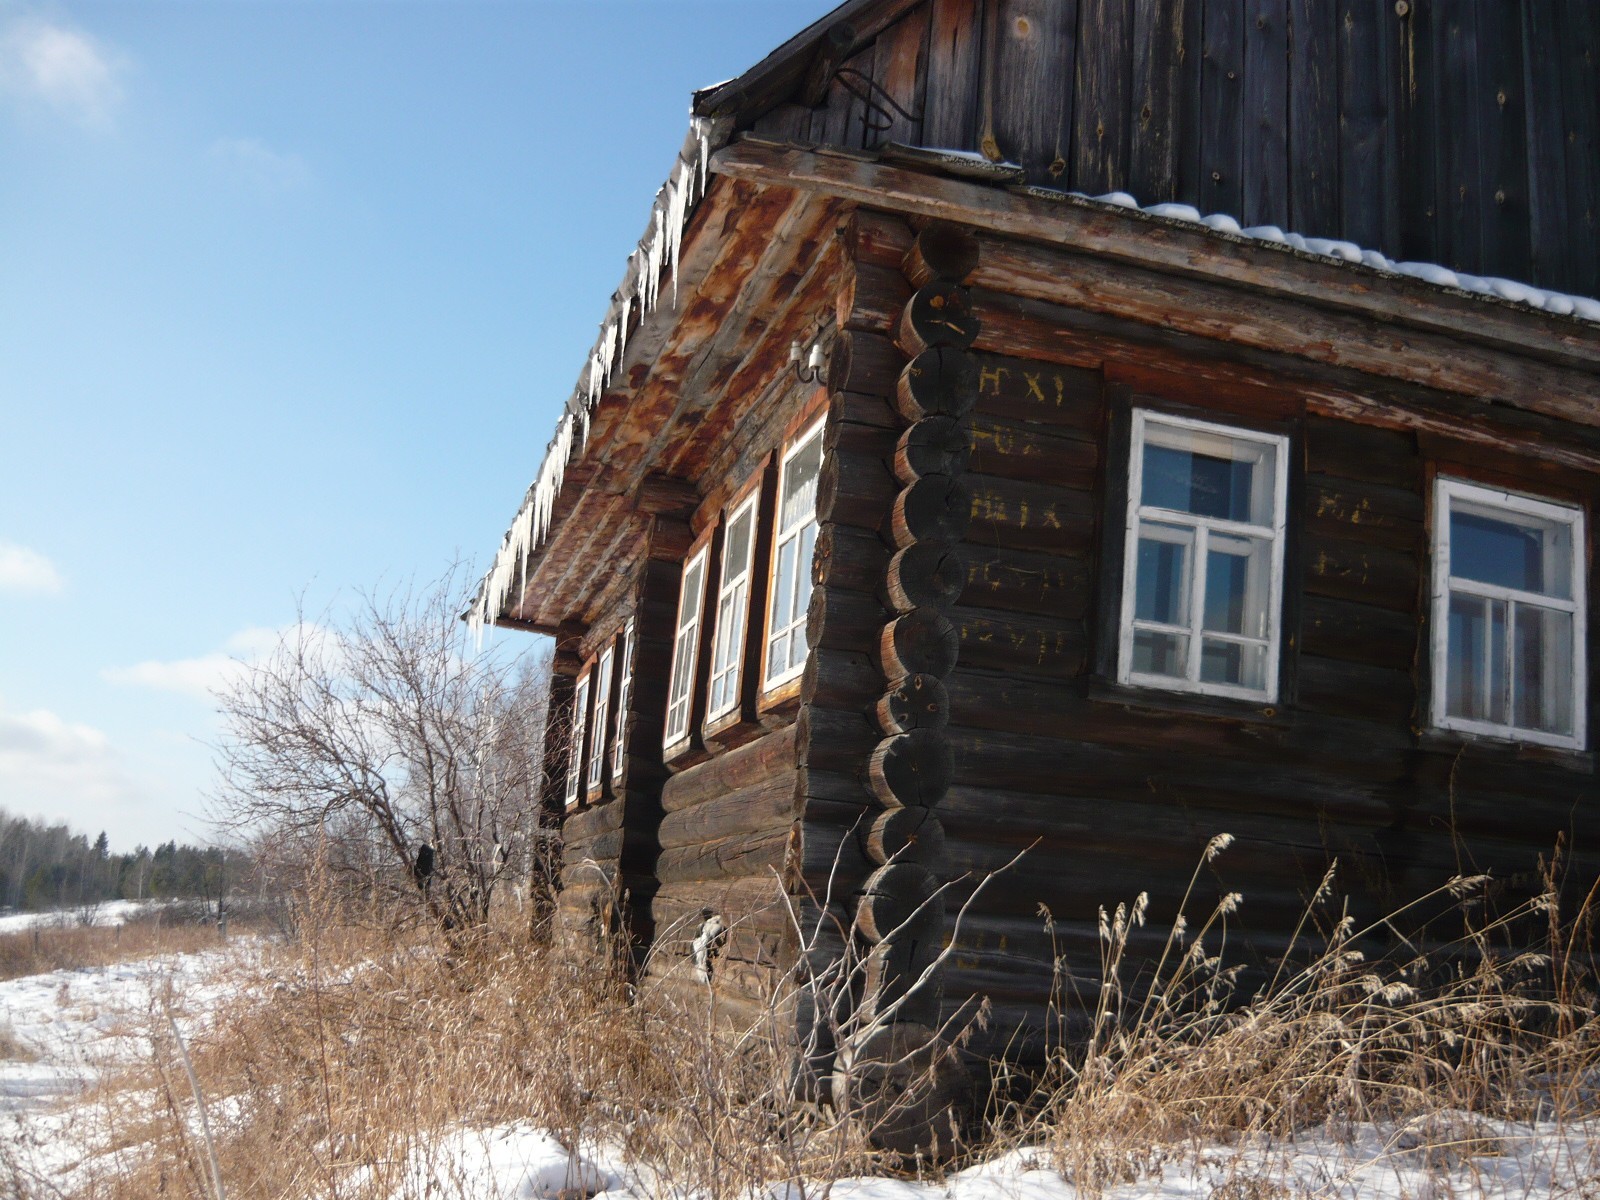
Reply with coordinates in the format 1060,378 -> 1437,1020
799,207 -> 1600,1063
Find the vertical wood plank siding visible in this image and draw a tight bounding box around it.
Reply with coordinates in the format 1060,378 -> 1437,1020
771,0 -> 1600,296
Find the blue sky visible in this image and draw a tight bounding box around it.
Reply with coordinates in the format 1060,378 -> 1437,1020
0,0 -> 836,851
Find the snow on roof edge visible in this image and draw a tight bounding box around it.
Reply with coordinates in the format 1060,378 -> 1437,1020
1073,190 -> 1600,324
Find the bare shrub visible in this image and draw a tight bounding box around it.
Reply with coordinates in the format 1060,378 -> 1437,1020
212,568 -> 552,939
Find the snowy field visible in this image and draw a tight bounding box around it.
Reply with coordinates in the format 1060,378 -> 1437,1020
0,899 -> 170,937
1,939 -> 1596,1199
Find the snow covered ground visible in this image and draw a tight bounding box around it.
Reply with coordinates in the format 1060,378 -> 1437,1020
0,899 -> 173,936
0,940 -> 248,1194
1,941 -> 1596,1199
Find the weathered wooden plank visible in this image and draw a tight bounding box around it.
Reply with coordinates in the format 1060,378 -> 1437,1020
868,3 -> 929,149
1127,0 -> 1185,203
1287,0 -> 1338,235
655,826 -> 793,887
1472,0 -> 1531,282
923,0 -> 983,148
1241,0 -> 1289,229
988,0 -> 1078,184
1303,472 -> 1424,553
657,774 -> 801,851
1519,3 -> 1565,290
1198,0 -> 1244,217
1299,594 -> 1417,670
1553,0 -> 1599,298
1396,0 -> 1440,264
954,606 -> 1088,680
968,414 -> 1099,486
1295,655 -> 1414,723
962,545 -> 1092,619
1434,0 -> 1483,273
660,725 -> 798,814
1071,0 -> 1131,197
966,471 -> 1098,556
1337,0 -> 1401,253
1302,529 -> 1419,612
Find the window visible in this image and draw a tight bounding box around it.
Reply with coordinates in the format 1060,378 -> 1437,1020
563,671 -> 590,809
764,417 -> 824,689
611,619 -> 633,782
586,643 -> 615,793
707,491 -> 760,722
1431,478 -> 1586,749
1118,410 -> 1289,701
665,546 -> 709,747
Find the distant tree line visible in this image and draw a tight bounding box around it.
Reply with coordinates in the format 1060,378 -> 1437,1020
0,809 -> 242,913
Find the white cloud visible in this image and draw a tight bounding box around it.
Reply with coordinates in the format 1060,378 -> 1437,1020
0,14 -> 122,129
0,702 -> 145,817
0,541 -> 63,594
103,624 -> 325,702
210,136 -> 312,195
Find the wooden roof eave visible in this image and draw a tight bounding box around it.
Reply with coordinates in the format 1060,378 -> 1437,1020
506,176 -> 834,631
712,139 -> 1600,427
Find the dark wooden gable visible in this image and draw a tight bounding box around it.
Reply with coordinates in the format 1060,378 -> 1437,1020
699,0 -> 1600,299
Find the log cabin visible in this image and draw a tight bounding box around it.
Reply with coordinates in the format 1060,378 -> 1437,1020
471,0 -> 1600,1103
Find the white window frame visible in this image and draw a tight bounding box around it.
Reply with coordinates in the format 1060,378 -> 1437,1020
1117,409 -> 1290,702
586,643 -> 614,794
611,619 -> 634,782
763,416 -> 825,691
706,491 -> 761,723
1431,477 -> 1587,750
563,672 -> 590,810
664,546 -> 710,748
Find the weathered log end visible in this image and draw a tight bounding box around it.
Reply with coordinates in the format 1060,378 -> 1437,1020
894,415 -> 973,483
874,673 -> 951,735
903,222 -> 982,288
867,729 -> 956,809
879,607 -> 961,679
896,284 -> 980,358
896,347 -> 978,422
885,543 -> 967,611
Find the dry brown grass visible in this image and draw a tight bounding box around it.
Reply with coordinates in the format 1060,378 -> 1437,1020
0,909 -> 241,983
26,845 -> 1600,1200
984,839 -> 1600,1195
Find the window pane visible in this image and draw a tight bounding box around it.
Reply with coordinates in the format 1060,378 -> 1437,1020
1204,536 -> 1269,636
1143,443 -> 1258,522
1447,593 -> 1508,724
766,630 -> 788,681
1200,639 -> 1267,690
726,507 -> 753,577
678,559 -> 705,631
1514,606 -> 1575,735
781,432 -> 823,531
1132,630 -> 1187,679
1135,525 -> 1191,625
771,538 -> 797,631
1451,509 -> 1569,598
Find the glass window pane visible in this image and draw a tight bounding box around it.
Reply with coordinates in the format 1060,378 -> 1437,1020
726,505 -> 754,578
766,631 -> 787,681
781,432 -> 823,532
771,539 -> 797,631
1132,630 -> 1187,679
1514,606 -> 1575,735
1135,525 -> 1191,625
1204,536 -> 1269,636
1451,508 -> 1569,598
1447,593 -> 1508,724
1143,443 -> 1257,522
1200,639 -> 1267,690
